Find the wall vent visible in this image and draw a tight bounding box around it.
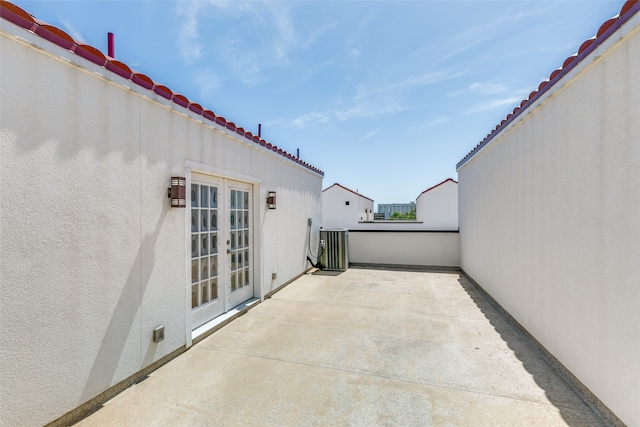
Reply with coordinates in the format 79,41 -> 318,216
319,228 -> 349,271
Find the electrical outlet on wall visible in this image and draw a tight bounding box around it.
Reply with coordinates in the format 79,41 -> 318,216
153,326 -> 164,343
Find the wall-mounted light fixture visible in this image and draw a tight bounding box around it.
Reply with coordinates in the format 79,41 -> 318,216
168,176 -> 186,207
267,191 -> 277,209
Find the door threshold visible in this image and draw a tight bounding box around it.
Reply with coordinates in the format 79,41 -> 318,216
191,298 -> 260,344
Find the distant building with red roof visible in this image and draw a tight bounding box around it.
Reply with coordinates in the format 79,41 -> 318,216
322,183 -> 374,228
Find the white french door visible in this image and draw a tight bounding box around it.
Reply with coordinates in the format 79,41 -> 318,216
190,175 -> 253,330
226,182 -> 254,308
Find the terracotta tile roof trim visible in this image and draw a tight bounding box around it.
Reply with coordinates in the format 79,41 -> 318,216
0,0 -> 324,176
418,178 -> 457,198
322,183 -> 374,202
456,0 -> 639,170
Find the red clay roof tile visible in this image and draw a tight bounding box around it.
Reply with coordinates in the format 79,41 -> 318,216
322,183 -> 374,202
0,0 -> 324,176
457,0 -> 639,170
418,178 -> 458,197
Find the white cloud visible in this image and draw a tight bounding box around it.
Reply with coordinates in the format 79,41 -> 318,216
449,81 -> 509,97
181,1 -> 301,79
286,100 -> 407,127
267,3 -> 296,64
60,18 -> 86,44
432,35 -> 492,67
358,69 -> 472,101
469,82 -> 509,95
220,39 -> 263,84
451,8 -> 542,44
418,6 -> 545,69
426,117 -> 451,127
291,112 -> 330,127
346,48 -> 362,59
301,22 -> 337,49
193,69 -> 222,95
357,127 -> 382,143
204,0 -> 253,14
176,1 -> 203,62
333,101 -> 408,121
465,96 -> 522,114
411,117 -> 451,133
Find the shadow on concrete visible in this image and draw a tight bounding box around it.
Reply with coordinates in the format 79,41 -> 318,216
311,270 -> 344,277
456,273 -> 610,427
349,263 -> 459,275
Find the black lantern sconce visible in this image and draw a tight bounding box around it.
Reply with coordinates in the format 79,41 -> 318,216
267,191 -> 277,209
168,176 -> 186,207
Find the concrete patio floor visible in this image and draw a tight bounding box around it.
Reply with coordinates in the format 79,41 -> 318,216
76,266 -> 607,426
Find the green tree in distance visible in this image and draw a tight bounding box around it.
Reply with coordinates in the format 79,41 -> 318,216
389,209 -> 416,220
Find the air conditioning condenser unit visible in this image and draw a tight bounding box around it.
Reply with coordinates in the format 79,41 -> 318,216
319,228 -> 349,271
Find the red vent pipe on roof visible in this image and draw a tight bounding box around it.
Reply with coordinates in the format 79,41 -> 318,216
108,32 -> 115,58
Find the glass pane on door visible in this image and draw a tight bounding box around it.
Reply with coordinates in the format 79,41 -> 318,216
191,182 -> 221,329
229,188 -> 251,295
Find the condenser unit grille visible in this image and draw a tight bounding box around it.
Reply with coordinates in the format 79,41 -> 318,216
319,228 -> 349,271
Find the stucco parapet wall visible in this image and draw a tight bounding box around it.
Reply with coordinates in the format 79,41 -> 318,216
0,0 -> 324,177
456,0 -> 640,171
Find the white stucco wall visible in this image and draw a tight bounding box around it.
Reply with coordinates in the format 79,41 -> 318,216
0,21 -> 322,427
322,185 -> 374,229
457,13 -> 640,427
349,231 -> 459,268
416,180 -> 458,229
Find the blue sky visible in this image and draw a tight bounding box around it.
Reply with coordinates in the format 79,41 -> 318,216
11,0 -> 625,205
